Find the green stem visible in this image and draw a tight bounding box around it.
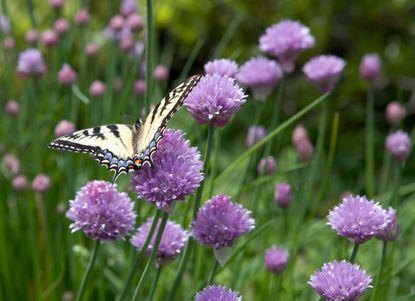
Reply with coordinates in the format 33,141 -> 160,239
25,0 -> 37,28
148,266 -> 162,301
365,85 -> 375,198
75,240 -> 100,301
207,260 -> 219,284
145,0 -> 155,111
168,122 -> 215,301
117,210 -> 162,301
370,241 -> 388,301
215,93 -> 330,185
349,244 -> 359,263
264,79 -> 284,156
132,211 -> 168,300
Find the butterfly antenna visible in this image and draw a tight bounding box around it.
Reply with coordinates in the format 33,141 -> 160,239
111,172 -> 118,185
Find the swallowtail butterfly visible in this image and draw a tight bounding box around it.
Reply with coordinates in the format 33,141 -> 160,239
49,75 -> 202,181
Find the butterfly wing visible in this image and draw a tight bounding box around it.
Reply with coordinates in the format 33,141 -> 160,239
49,124 -> 138,177
133,74 -> 202,167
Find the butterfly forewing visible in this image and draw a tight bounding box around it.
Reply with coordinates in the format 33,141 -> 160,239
134,74 -> 202,164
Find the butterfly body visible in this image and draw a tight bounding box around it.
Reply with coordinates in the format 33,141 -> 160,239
49,75 -> 201,180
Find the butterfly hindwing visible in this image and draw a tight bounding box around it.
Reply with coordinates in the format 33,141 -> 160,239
134,75 -> 202,166
49,124 -> 137,177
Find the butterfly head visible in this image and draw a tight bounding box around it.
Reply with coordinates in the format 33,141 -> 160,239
134,119 -> 143,131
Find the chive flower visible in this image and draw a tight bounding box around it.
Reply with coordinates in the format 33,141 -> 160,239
195,285 -> 241,301
309,260 -> 372,301
385,130 -> 411,162
246,125 -> 266,147
185,74 -> 247,127
303,55 -> 346,92
17,48 -> 47,78
257,156 -> 276,175
66,180 -> 136,241
274,182 -> 292,208
259,20 -> 315,73
376,207 -> 399,241
131,129 -> 203,211
191,195 -> 255,250
386,101 -> 406,126
236,56 -> 283,101
204,59 -> 239,78
264,245 -> 289,273
328,195 -> 389,244
359,53 -> 381,82
131,218 -> 188,265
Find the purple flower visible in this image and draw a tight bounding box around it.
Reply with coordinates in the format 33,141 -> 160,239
185,74 -> 247,127
66,180 -> 136,241
360,54 -> 381,82
236,56 -> 283,101
257,156 -> 276,175
259,20 -> 315,73
195,285 -> 241,301
328,195 -> 389,244
12,175 -> 29,192
89,80 -> 106,97
120,0 -> 138,16
32,174 -> 51,192
131,218 -> 187,265
2,153 -> 20,176
274,183 -> 292,209
386,101 -> 406,126
55,120 -> 76,137
303,55 -> 346,92
17,48 -> 47,78
153,64 -> 169,81
295,139 -> 314,162
264,245 -> 289,273
131,129 -> 203,210
5,100 -> 19,116
204,59 -> 239,78
309,260 -> 372,301
376,207 -> 399,241
385,130 -> 411,161
0,15 -> 11,34
58,64 -> 77,86
191,195 -> 255,250
246,126 -> 266,147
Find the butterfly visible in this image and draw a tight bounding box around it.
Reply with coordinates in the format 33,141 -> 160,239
49,75 -> 202,181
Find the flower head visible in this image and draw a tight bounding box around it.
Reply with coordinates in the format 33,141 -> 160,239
274,183 -> 292,208
134,79 -> 146,96
309,260 -> 372,301
246,126 -> 266,147
2,153 -> 20,176
17,49 -> 47,78
264,245 -> 289,273
58,64 -> 77,86
236,56 -> 283,101
126,14 -> 144,32
153,64 -> 169,81
54,18 -> 70,35
32,174 -> 51,192
195,285 -> 241,301
49,0 -> 64,9
386,101 -> 406,126
131,129 -> 203,210
25,29 -> 39,44
89,80 -> 106,97
131,218 -> 187,265
360,54 -> 381,82
328,195 -> 389,244
75,9 -> 90,26
12,175 -> 29,192
3,37 -> 15,50
42,29 -> 59,47
66,180 -> 136,241
376,207 -> 399,241
204,59 -> 239,78
292,124 -> 309,145
303,55 -> 346,92
121,0 -> 138,16
385,130 -> 411,161
257,156 -> 276,175
296,139 -> 314,161
55,120 -> 76,137
191,195 -> 255,250
259,20 -> 315,73
185,74 -> 247,127
85,42 -> 99,57
0,15 -> 11,34
5,100 -> 19,116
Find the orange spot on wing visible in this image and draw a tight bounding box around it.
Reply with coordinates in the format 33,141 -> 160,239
135,159 -> 142,166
